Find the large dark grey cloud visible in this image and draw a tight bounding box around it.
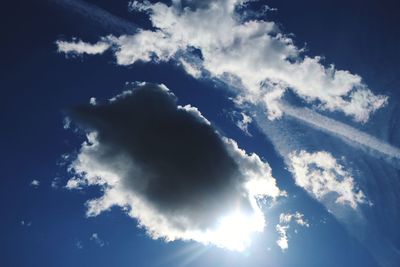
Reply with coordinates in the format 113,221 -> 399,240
66,83 -> 283,250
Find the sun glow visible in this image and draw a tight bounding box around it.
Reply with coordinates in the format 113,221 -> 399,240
200,179 -> 278,252
210,210 -> 265,252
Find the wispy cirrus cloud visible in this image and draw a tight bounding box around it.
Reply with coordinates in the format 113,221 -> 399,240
52,0 -> 138,35
289,150 -> 369,210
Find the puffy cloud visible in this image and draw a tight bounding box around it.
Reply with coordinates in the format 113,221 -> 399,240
57,0 -> 387,122
276,212 -> 309,251
289,150 -> 369,209
65,82 -> 284,251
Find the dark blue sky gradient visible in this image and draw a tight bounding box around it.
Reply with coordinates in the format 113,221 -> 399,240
1,1 -> 399,266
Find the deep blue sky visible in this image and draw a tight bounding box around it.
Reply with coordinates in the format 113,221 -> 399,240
1,1 -> 400,266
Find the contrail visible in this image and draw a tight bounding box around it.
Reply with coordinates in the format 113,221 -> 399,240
281,103 -> 400,161
51,0 -> 138,35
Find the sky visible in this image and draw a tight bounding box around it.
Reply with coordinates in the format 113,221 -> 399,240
1,0 -> 400,267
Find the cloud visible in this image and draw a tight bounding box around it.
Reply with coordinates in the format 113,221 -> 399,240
276,212 -> 309,251
75,240 -> 83,249
90,233 -> 106,247
281,103 -> 400,164
20,220 -> 32,227
89,97 -> 97,105
57,0 -> 387,122
52,0 -> 138,35
235,112 -> 253,136
289,150 -> 369,209
30,179 -> 40,188
56,39 -> 111,55
65,82 -> 284,251
54,1 -> 400,264
51,177 -> 61,189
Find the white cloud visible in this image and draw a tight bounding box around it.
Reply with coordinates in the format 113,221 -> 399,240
30,179 -> 40,188
90,233 -> 106,247
56,39 -> 110,55
279,212 -> 309,227
65,176 -> 85,190
276,224 -> 289,251
57,0 -> 387,122
276,211 -> 309,251
289,150 -> 369,209
235,112 -> 253,136
63,117 -> 71,129
89,97 -> 97,105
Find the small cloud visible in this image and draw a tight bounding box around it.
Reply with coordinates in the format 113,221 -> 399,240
65,177 -> 84,190
57,153 -> 71,167
228,110 -> 253,136
51,177 -> 61,189
289,150 -> 369,209
276,224 -> 289,251
63,117 -> 71,129
76,240 -> 83,249
30,180 -> 40,188
20,220 -> 32,227
236,112 -> 253,136
89,97 -> 97,105
90,233 -> 105,247
56,38 -> 110,56
276,212 -> 309,251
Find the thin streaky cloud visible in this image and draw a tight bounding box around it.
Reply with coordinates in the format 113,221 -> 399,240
281,103 -> 400,164
51,0 -> 138,35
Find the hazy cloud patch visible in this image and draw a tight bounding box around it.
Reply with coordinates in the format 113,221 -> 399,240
289,150 -> 369,209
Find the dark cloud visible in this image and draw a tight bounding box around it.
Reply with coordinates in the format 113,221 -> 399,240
69,84 -> 252,228
66,83 -> 282,249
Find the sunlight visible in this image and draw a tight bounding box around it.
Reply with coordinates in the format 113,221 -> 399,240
211,210 -> 265,252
